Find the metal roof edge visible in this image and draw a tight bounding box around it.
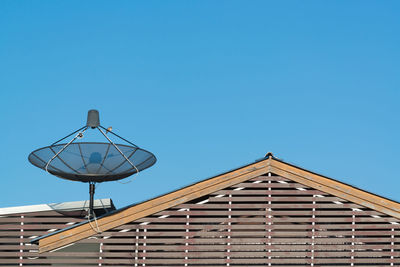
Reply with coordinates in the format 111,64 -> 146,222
0,198 -> 115,216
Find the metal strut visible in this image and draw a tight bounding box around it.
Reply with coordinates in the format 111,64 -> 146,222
97,127 -> 139,174
45,126 -> 88,173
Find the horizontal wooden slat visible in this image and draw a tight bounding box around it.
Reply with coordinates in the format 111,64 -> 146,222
117,222 -> 400,230
101,230 -> 399,238
154,208 -> 378,217
130,250 -> 397,258
0,224 -> 73,230
212,189 -> 332,195
249,176 -> 290,181
232,182 -> 310,188
177,197 -> 349,206
101,243 -> 397,251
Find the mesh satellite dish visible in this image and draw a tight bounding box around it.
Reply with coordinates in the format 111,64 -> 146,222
28,110 -> 156,218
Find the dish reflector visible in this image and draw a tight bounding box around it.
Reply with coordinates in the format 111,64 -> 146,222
29,142 -> 156,182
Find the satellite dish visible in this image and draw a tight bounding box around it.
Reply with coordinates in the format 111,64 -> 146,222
28,110 -> 156,218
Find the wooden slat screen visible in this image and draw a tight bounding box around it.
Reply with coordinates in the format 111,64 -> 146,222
99,174 -> 400,266
1,174 -> 399,266
0,210 -> 101,266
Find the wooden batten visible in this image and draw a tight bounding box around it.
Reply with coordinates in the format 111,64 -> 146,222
38,155 -> 400,254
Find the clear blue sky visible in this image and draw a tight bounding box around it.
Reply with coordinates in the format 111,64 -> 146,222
0,1 -> 399,209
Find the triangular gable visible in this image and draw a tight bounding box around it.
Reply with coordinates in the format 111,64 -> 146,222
37,154 -> 400,253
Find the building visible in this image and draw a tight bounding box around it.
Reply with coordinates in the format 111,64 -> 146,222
1,154 -> 399,266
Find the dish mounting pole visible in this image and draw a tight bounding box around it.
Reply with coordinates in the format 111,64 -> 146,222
89,182 -> 95,218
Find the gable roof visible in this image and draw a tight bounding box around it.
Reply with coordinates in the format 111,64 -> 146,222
36,153 -> 400,253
